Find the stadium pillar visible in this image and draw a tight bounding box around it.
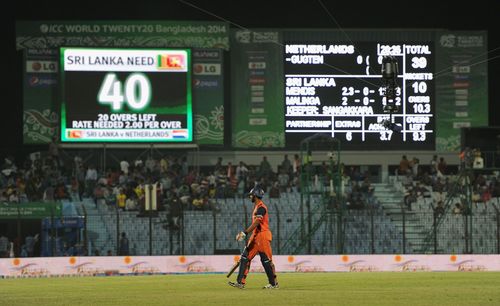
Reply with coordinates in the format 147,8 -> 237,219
370,206 -> 375,254
433,212 -> 437,254
402,206 -> 406,254
116,206 -> 120,256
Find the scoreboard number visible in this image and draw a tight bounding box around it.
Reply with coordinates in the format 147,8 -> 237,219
98,72 -> 151,111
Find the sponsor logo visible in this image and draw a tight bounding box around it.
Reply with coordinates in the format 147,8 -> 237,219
252,32 -> 279,43
249,77 -> 265,85
250,70 -> 265,76
27,75 -> 57,87
286,260 -> 324,272
453,75 -> 469,80
249,118 -> 267,125
248,62 -> 266,69
68,261 -> 105,276
393,260 -> 431,272
457,36 -> 484,48
193,78 -> 219,89
26,60 -> 58,73
235,30 -> 251,43
450,260 -> 487,272
27,49 -> 57,56
250,96 -> 264,103
176,260 -> 214,272
192,50 -> 221,60
193,63 -> 221,75
455,112 -> 468,117
452,65 -> 470,73
440,34 -> 456,48
340,260 -> 379,272
453,122 -> 471,128
455,100 -> 468,106
453,82 -> 470,88
158,54 -> 186,70
125,261 -> 160,274
10,262 -> 49,277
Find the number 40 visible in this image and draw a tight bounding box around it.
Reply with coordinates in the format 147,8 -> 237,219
98,73 -> 151,111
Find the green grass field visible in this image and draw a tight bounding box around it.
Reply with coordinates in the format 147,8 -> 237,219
2,272 -> 500,305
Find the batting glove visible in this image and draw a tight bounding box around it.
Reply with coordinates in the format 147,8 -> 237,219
236,231 -> 246,241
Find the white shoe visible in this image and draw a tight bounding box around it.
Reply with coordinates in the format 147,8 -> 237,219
263,283 -> 279,289
228,281 -> 245,289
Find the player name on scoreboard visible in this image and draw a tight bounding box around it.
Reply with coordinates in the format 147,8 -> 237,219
284,42 -> 434,147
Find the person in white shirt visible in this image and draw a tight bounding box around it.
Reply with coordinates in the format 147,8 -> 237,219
473,149 -> 484,169
120,160 -> 130,175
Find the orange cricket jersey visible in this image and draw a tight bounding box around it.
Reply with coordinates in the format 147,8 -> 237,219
250,199 -> 272,241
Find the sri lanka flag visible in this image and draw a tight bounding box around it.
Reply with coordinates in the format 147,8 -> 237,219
158,54 -> 185,70
67,130 -> 82,139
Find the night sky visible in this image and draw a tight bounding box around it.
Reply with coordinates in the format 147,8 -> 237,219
4,0 -> 499,149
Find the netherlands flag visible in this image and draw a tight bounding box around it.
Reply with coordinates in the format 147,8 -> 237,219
172,130 -> 188,139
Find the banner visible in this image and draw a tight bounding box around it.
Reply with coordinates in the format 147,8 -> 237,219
435,31 -> 488,151
231,29 -> 285,148
0,202 -> 61,219
1,254 -> 499,277
16,21 -> 228,145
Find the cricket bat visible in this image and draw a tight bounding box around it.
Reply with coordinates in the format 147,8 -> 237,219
226,260 -> 240,278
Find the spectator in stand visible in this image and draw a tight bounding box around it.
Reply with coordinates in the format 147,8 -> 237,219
215,157 -> 223,173
43,185 -> 55,202
85,165 -> 98,197
117,188 -> 126,210
293,154 -> 301,178
269,181 -> 280,198
258,156 -> 272,179
398,155 -> 411,175
403,189 -> 416,211
120,159 -> 130,175
473,149 -> 485,169
160,156 -> 168,174
118,232 -> 129,256
181,156 -> 189,177
125,195 -> 137,211
0,235 -> 9,258
48,137 -> 60,168
70,176 -> 80,201
280,154 -> 292,178
453,203 -> 463,215
278,168 -> 290,192
434,200 -> 445,217
429,155 -> 438,176
168,195 -> 182,230
8,189 -> 19,203
410,157 -> 420,178
236,161 -> 248,184
437,157 -> 447,176
227,162 -> 236,188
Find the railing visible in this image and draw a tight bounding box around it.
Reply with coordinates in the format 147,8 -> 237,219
1,199 -> 499,257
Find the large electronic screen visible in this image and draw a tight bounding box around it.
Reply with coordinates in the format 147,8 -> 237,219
60,48 -> 192,142
284,42 -> 434,150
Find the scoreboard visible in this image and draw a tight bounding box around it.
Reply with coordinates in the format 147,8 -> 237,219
284,42 -> 434,150
60,48 -> 192,142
